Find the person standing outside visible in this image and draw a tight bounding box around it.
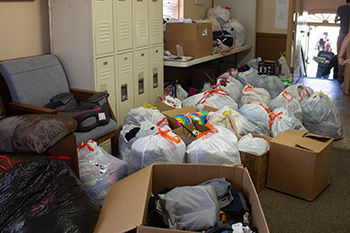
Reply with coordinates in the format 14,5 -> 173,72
316,32 -> 329,51
335,0 -> 350,82
314,42 -> 335,79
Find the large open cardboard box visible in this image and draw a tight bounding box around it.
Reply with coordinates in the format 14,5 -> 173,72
161,106 -> 197,129
239,134 -> 271,193
266,130 -> 333,201
165,22 -> 213,58
94,164 -> 269,233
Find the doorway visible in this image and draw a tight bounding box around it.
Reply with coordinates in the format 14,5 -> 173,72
303,13 -> 340,79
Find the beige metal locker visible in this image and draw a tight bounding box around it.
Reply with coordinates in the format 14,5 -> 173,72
134,49 -> 150,107
93,0 -> 114,55
134,0 -> 149,48
149,45 -> 164,104
116,52 -> 134,125
115,0 -> 133,52
149,0 -> 163,45
95,56 -> 116,113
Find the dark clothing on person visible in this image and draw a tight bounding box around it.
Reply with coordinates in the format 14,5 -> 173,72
316,38 -> 329,51
321,55 -> 339,80
316,50 -> 335,78
337,5 -> 350,34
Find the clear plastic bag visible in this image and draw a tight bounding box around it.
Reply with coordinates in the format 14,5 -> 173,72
301,92 -> 344,140
252,74 -> 285,99
78,140 -> 128,205
128,126 -> 186,175
284,84 -> 314,103
236,67 -> 259,86
237,133 -> 269,156
222,19 -> 246,47
271,90 -> 303,122
186,125 -> 241,165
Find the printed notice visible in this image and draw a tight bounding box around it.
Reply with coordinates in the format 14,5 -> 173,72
275,0 -> 289,29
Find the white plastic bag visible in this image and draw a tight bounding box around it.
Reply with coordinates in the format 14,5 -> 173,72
301,92 -> 344,140
252,74 -> 285,99
186,125 -> 241,165
237,133 -> 269,156
176,84 -> 188,101
269,107 -> 305,138
278,55 -> 290,76
118,120 -> 159,162
123,106 -> 169,127
239,103 -> 270,136
205,5 -> 230,31
222,19 -> 246,47
182,88 -> 238,111
78,140 -> 128,205
236,67 -> 259,86
284,84 -> 314,103
128,126 -> 186,175
216,76 -> 243,103
270,90 -> 303,122
240,84 -> 271,108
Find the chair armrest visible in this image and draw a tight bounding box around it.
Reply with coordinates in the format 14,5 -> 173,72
70,88 -> 110,102
8,102 -> 57,115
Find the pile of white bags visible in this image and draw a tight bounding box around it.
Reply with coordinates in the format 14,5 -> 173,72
186,125 -> 241,165
128,126 -> 186,175
78,140 -> 128,205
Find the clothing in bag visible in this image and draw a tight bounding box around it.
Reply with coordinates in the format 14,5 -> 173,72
301,92 -> 344,140
156,185 -> 219,231
123,106 -> 169,127
186,125 -> 241,165
237,133 -> 269,156
182,88 -> 238,112
271,90 -> 303,122
78,140 -> 128,205
240,84 -> 271,108
128,126 -> 186,175
269,107 -> 305,138
118,120 -> 160,162
222,19 -> 246,47
240,103 -> 270,136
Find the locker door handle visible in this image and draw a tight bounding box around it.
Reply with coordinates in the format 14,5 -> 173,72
121,84 -> 128,102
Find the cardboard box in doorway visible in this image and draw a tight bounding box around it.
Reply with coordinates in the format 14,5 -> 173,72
266,130 -> 333,201
165,22 -> 213,58
93,164 -> 269,233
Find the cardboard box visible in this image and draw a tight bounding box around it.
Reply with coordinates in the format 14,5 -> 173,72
154,97 -> 175,112
94,164 -> 269,233
165,22 -> 213,58
172,123 -> 210,146
266,130 -> 333,201
161,106 -> 197,129
239,134 -> 271,193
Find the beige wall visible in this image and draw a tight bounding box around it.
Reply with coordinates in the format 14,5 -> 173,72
0,0 -> 50,60
182,0 -> 213,20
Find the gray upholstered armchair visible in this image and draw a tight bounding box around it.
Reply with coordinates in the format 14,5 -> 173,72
0,54 -> 118,155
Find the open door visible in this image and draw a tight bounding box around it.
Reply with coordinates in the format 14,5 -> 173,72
286,0 -> 307,81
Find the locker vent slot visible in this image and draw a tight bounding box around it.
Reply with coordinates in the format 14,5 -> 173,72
120,20 -> 131,40
137,20 -> 147,39
98,21 -> 111,43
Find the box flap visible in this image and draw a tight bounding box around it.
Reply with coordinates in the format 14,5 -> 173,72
202,105 -> 219,112
283,129 -> 308,137
94,165 -> 153,233
295,136 -> 333,153
271,131 -> 301,147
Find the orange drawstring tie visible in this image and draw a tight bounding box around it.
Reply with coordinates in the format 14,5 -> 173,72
197,88 -> 229,104
155,128 -> 181,144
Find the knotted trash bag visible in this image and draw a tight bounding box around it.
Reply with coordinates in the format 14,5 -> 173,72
123,106 -> 169,127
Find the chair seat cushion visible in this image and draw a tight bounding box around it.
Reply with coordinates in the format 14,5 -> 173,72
0,114 -> 77,154
74,119 -> 118,146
